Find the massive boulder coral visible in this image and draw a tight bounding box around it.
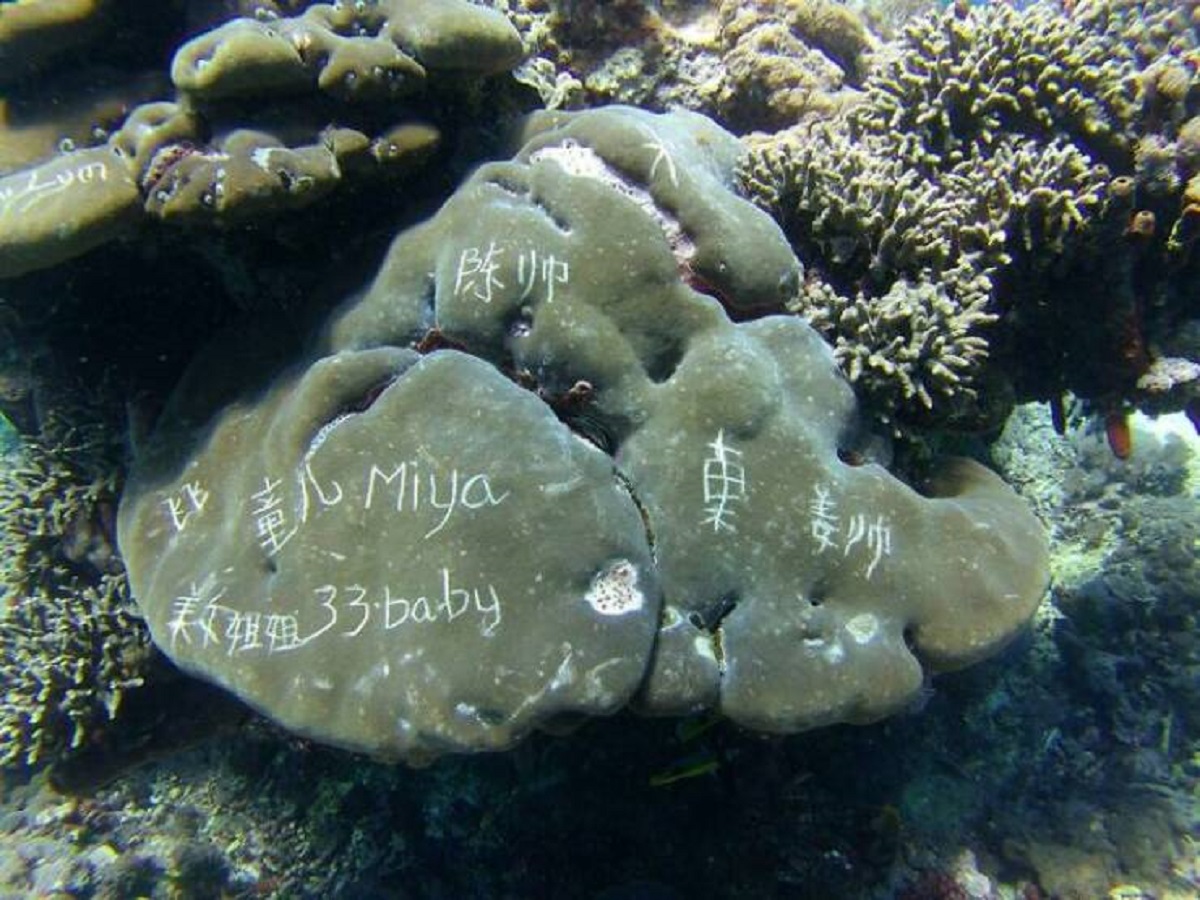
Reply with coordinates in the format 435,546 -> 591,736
0,0 -> 523,279
171,0 -> 522,99
119,107 -> 1049,762
0,0 -> 112,85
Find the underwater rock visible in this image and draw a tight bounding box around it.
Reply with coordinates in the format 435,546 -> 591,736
119,106 -> 1049,762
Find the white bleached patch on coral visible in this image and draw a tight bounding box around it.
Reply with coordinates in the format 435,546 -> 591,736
530,140 -> 694,267
584,559 -> 644,616
844,613 -> 879,644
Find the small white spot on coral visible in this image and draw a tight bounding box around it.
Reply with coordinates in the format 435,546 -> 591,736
549,650 -> 576,689
584,559 -> 644,616
251,147 -> 279,171
530,140 -> 609,179
454,702 -> 479,720
692,634 -> 717,662
844,613 -> 879,644
351,661 -> 390,695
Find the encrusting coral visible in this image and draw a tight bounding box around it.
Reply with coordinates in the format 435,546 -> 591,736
714,0 -> 875,131
503,0 -> 870,133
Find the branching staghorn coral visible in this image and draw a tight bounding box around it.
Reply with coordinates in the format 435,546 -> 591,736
742,115 -> 1108,429
797,274 -> 995,426
1071,0 -> 1200,70
742,1 -> 1200,432
0,413 -> 152,770
850,2 -> 1142,171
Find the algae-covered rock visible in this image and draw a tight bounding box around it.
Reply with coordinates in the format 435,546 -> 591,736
120,107 -> 1049,762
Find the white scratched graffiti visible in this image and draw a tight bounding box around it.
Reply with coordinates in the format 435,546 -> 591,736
454,241 -> 506,303
239,457 -> 509,554
167,578 -> 223,650
168,575 -> 306,655
638,126 -> 679,188
808,485 -> 839,553
516,248 -> 568,302
380,568 -> 502,636
844,513 -> 892,579
296,459 -> 344,522
166,568 -> 502,657
453,242 -> 569,305
701,429 -> 747,534
250,475 -> 299,556
162,481 -> 210,533
362,461 -> 510,539
807,484 -> 893,580
0,159 -> 110,218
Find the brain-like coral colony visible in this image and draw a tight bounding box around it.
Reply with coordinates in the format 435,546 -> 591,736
119,107 -> 1049,763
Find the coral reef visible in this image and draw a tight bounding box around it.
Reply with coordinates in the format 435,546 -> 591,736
117,106 -> 1047,763
503,0 -> 868,131
8,394 -> 1197,900
740,1 -> 1200,433
0,407 -> 151,770
978,406 -> 1200,899
0,4 -> 1195,900
0,0 -> 524,278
